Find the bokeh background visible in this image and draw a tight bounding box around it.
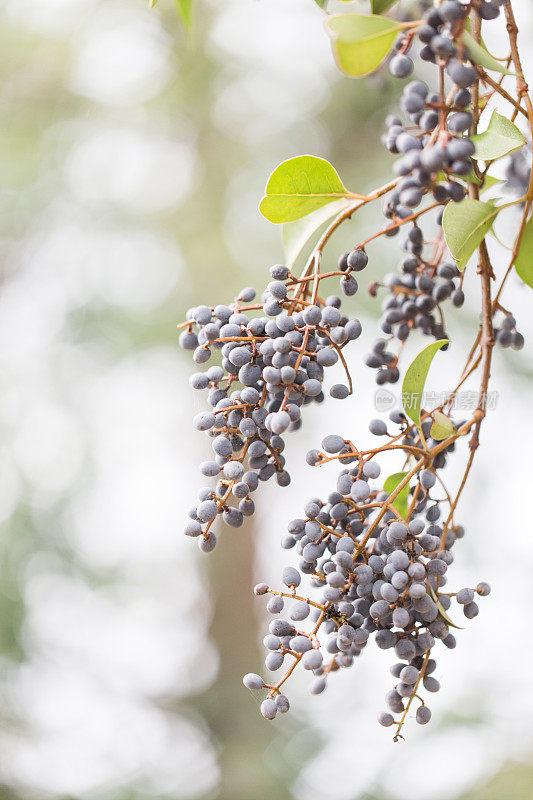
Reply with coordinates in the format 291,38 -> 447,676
0,0 -> 533,798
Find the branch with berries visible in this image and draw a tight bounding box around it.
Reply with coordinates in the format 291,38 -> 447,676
175,0 -> 532,736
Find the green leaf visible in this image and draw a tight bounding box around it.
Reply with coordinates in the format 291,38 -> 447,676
402,340 -> 449,427
438,167 -> 487,188
325,14 -> 404,78
282,198 -> 352,267
383,472 -> 410,520
460,168 -> 483,186
442,198 -> 500,271
370,0 -> 398,12
515,217 -> 533,290
436,169 -> 502,190
313,0 -> 328,7
259,155 -> 352,224
430,411 -> 456,441
481,175 -> 503,192
150,0 -> 158,7
436,168 -> 480,187
471,111 -> 525,161
427,584 -> 463,630
176,0 -> 193,29
462,32 -> 513,75
462,171 -> 503,191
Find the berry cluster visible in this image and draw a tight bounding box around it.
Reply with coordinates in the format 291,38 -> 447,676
390,1 -> 507,81
358,0 -> 516,385
493,312 -> 524,351
245,414 -> 490,734
383,2 -> 507,221
180,273 -> 362,548
177,0 -> 528,736
505,146 -> 531,200
384,85 -> 473,214
361,5 -> 490,384
364,247 -> 463,385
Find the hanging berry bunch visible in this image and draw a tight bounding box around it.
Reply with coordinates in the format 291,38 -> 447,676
175,0 -> 533,736
179,269 -> 363,548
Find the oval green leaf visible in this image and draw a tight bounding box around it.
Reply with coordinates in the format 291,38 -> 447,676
282,198 -> 352,267
471,111 -> 525,161
442,198 -> 500,271
259,155 -> 352,224
325,14 -> 404,78
515,216 -> 533,290
480,175 -> 503,192
436,170 -> 502,191
430,410 -> 456,441
436,168 -> 482,187
402,340 -> 449,427
462,32 -> 514,75
383,472 -> 410,520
